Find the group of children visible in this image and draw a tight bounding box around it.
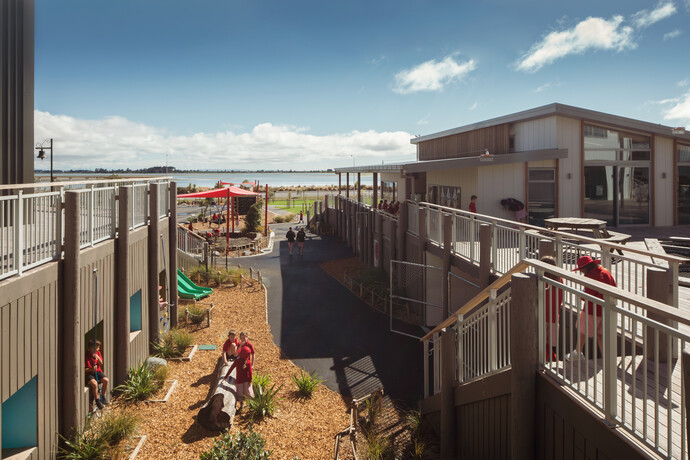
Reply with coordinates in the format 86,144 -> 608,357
285,226 -> 306,256
377,199 -> 400,215
222,330 -> 256,411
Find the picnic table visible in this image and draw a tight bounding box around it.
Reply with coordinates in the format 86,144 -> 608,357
544,217 -> 630,254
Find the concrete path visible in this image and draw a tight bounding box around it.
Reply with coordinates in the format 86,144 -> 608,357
245,222 -> 423,407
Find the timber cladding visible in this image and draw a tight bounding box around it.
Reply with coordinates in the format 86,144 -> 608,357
536,375 -> 647,460
417,123 -> 511,161
0,262 -> 59,459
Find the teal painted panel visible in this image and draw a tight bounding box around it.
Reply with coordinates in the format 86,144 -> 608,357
1,376 -> 38,449
130,290 -> 142,332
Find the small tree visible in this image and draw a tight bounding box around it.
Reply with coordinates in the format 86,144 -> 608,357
244,200 -> 263,233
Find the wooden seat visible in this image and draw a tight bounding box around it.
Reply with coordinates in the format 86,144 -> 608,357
599,231 -> 631,254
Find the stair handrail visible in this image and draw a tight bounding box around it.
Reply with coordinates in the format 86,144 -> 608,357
420,260 -> 528,342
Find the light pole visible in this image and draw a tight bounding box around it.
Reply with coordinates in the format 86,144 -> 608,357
35,138 -> 54,182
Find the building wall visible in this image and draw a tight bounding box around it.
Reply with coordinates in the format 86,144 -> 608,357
513,116 -> 557,151
0,262 -> 58,459
77,242 -> 116,421
654,136 -> 675,226
556,116 -> 583,218
426,168 -> 478,211
128,227 -> 150,368
478,163 -> 526,220
0,0 -> 34,186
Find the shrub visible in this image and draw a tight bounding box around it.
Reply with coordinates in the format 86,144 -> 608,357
152,329 -> 193,358
244,201 -> 263,233
362,431 -> 394,460
245,384 -> 281,419
97,411 -> 140,446
292,369 -> 324,398
58,422 -> 109,460
252,373 -> 272,395
199,426 -> 271,460
272,213 -> 295,224
186,304 -> 208,325
115,363 -> 163,401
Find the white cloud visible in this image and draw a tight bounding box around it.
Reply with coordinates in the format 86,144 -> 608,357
679,78 -> 690,87
34,111 -> 416,171
663,29 -> 682,40
516,16 -> 635,72
533,80 -> 563,93
632,2 -> 677,29
663,90 -> 690,129
393,56 -> 476,94
468,102 -> 478,111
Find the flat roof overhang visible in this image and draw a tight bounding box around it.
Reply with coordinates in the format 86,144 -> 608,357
333,148 -> 567,175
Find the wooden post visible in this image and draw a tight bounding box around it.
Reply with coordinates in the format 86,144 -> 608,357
346,173 -> 350,199
647,267 -> 676,362
265,185 -> 269,237
440,328 -> 457,458
357,172 -> 361,203
169,181 -> 179,328
442,213 -> 452,318
479,224 -> 492,288
682,351 -> 690,447
60,191 -> 82,436
148,183 -> 161,351
116,186 -> 131,385
373,172 -> 378,209
510,272 -> 538,460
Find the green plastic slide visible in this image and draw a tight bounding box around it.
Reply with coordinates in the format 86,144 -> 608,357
177,269 -> 213,300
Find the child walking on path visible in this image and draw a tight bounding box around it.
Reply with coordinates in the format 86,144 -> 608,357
85,340 -> 109,409
296,227 -> 306,256
286,227 -> 296,256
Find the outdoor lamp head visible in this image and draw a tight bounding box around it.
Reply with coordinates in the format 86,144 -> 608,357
37,149 -> 46,160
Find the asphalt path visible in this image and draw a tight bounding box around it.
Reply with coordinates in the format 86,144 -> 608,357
246,222 -> 423,407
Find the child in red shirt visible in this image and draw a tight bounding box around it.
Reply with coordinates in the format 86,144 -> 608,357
222,330 -> 240,365
469,195 -> 478,213
239,331 -> 256,366
224,347 -> 254,410
85,340 -> 109,409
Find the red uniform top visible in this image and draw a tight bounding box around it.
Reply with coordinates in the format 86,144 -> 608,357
469,202 -> 477,213
225,348 -> 252,384
85,350 -> 103,373
583,265 -> 617,317
545,277 -> 564,323
222,338 -> 240,354
240,341 -> 255,363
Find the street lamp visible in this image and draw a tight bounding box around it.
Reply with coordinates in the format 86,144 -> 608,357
35,138 -> 54,182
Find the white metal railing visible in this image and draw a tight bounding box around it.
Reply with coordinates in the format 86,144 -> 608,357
407,201 -> 419,235
457,287 -> 511,384
530,259 -> 689,459
414,201 -> 686,310
130,184 -> 148,229
177,225 -> 206,256
0,178 -> 170,281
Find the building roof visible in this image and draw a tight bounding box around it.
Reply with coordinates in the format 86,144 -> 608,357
410,103 -> 690,144
333,148 -> 567,174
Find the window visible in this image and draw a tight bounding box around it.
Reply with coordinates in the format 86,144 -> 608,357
2,377 -> 38,452
528,168 -> 556,226
130,290 -> 142,332
678,144 -> 690,224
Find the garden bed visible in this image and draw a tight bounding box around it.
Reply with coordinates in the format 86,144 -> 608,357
146,380 -> 178,403
167,344 -> 198,362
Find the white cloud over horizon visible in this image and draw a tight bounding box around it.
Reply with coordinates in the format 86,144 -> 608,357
632,2 -> 677,28
663,90 -> 690,129
516,16 -> 635,72
34,111 -> 416,171
393,56 -> 476,94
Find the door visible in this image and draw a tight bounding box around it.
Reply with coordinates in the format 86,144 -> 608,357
584,165 -> 649,226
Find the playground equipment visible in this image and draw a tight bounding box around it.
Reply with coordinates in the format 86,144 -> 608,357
177,269 -> 213,300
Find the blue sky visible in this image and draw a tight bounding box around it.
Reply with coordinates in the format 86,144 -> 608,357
34,0 -> 690,171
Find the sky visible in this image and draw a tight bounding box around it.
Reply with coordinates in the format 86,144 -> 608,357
34,0 -> 690,171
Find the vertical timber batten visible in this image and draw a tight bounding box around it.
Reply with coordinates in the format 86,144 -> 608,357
148,184 -> 160,351
169,181 -> 178,328
115,186 -> 130,384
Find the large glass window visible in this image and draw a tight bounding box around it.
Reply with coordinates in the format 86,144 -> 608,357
679,145 -> 690,225
528,168 -> 556,226
130,290 -> 142,332
584,124 -> 651,226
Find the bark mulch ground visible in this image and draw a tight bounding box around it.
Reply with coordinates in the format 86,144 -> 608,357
108,279 -> 353,459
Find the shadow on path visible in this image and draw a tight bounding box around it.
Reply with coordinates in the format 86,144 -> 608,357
249,223 -> 422,407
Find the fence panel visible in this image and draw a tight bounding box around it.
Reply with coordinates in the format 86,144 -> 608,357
407,201 -> 419,235
131,184 -> 148,229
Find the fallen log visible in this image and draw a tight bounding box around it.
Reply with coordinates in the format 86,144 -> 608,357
197,356 -> 237,430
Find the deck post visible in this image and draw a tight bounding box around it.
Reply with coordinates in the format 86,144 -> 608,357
116,186 -> 131,384
60,191 -> 82,436
346,173 -> 349,199
357,172 -> 361,203
440,327 -> 457,458
479,224 -> 491,288
396,201 -> 407,268
372,172 -> 378,208
510,272 -> 538,459
169,181 -> 179,328
647,267 -> 676,361
148,183 -> 160,352
682,351 -> 690,448
538,239 -> 555,259
443,213 -> 452,318
418,207 -> 427,263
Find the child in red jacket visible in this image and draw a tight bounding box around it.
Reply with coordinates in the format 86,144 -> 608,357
225,347 -> 254,410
